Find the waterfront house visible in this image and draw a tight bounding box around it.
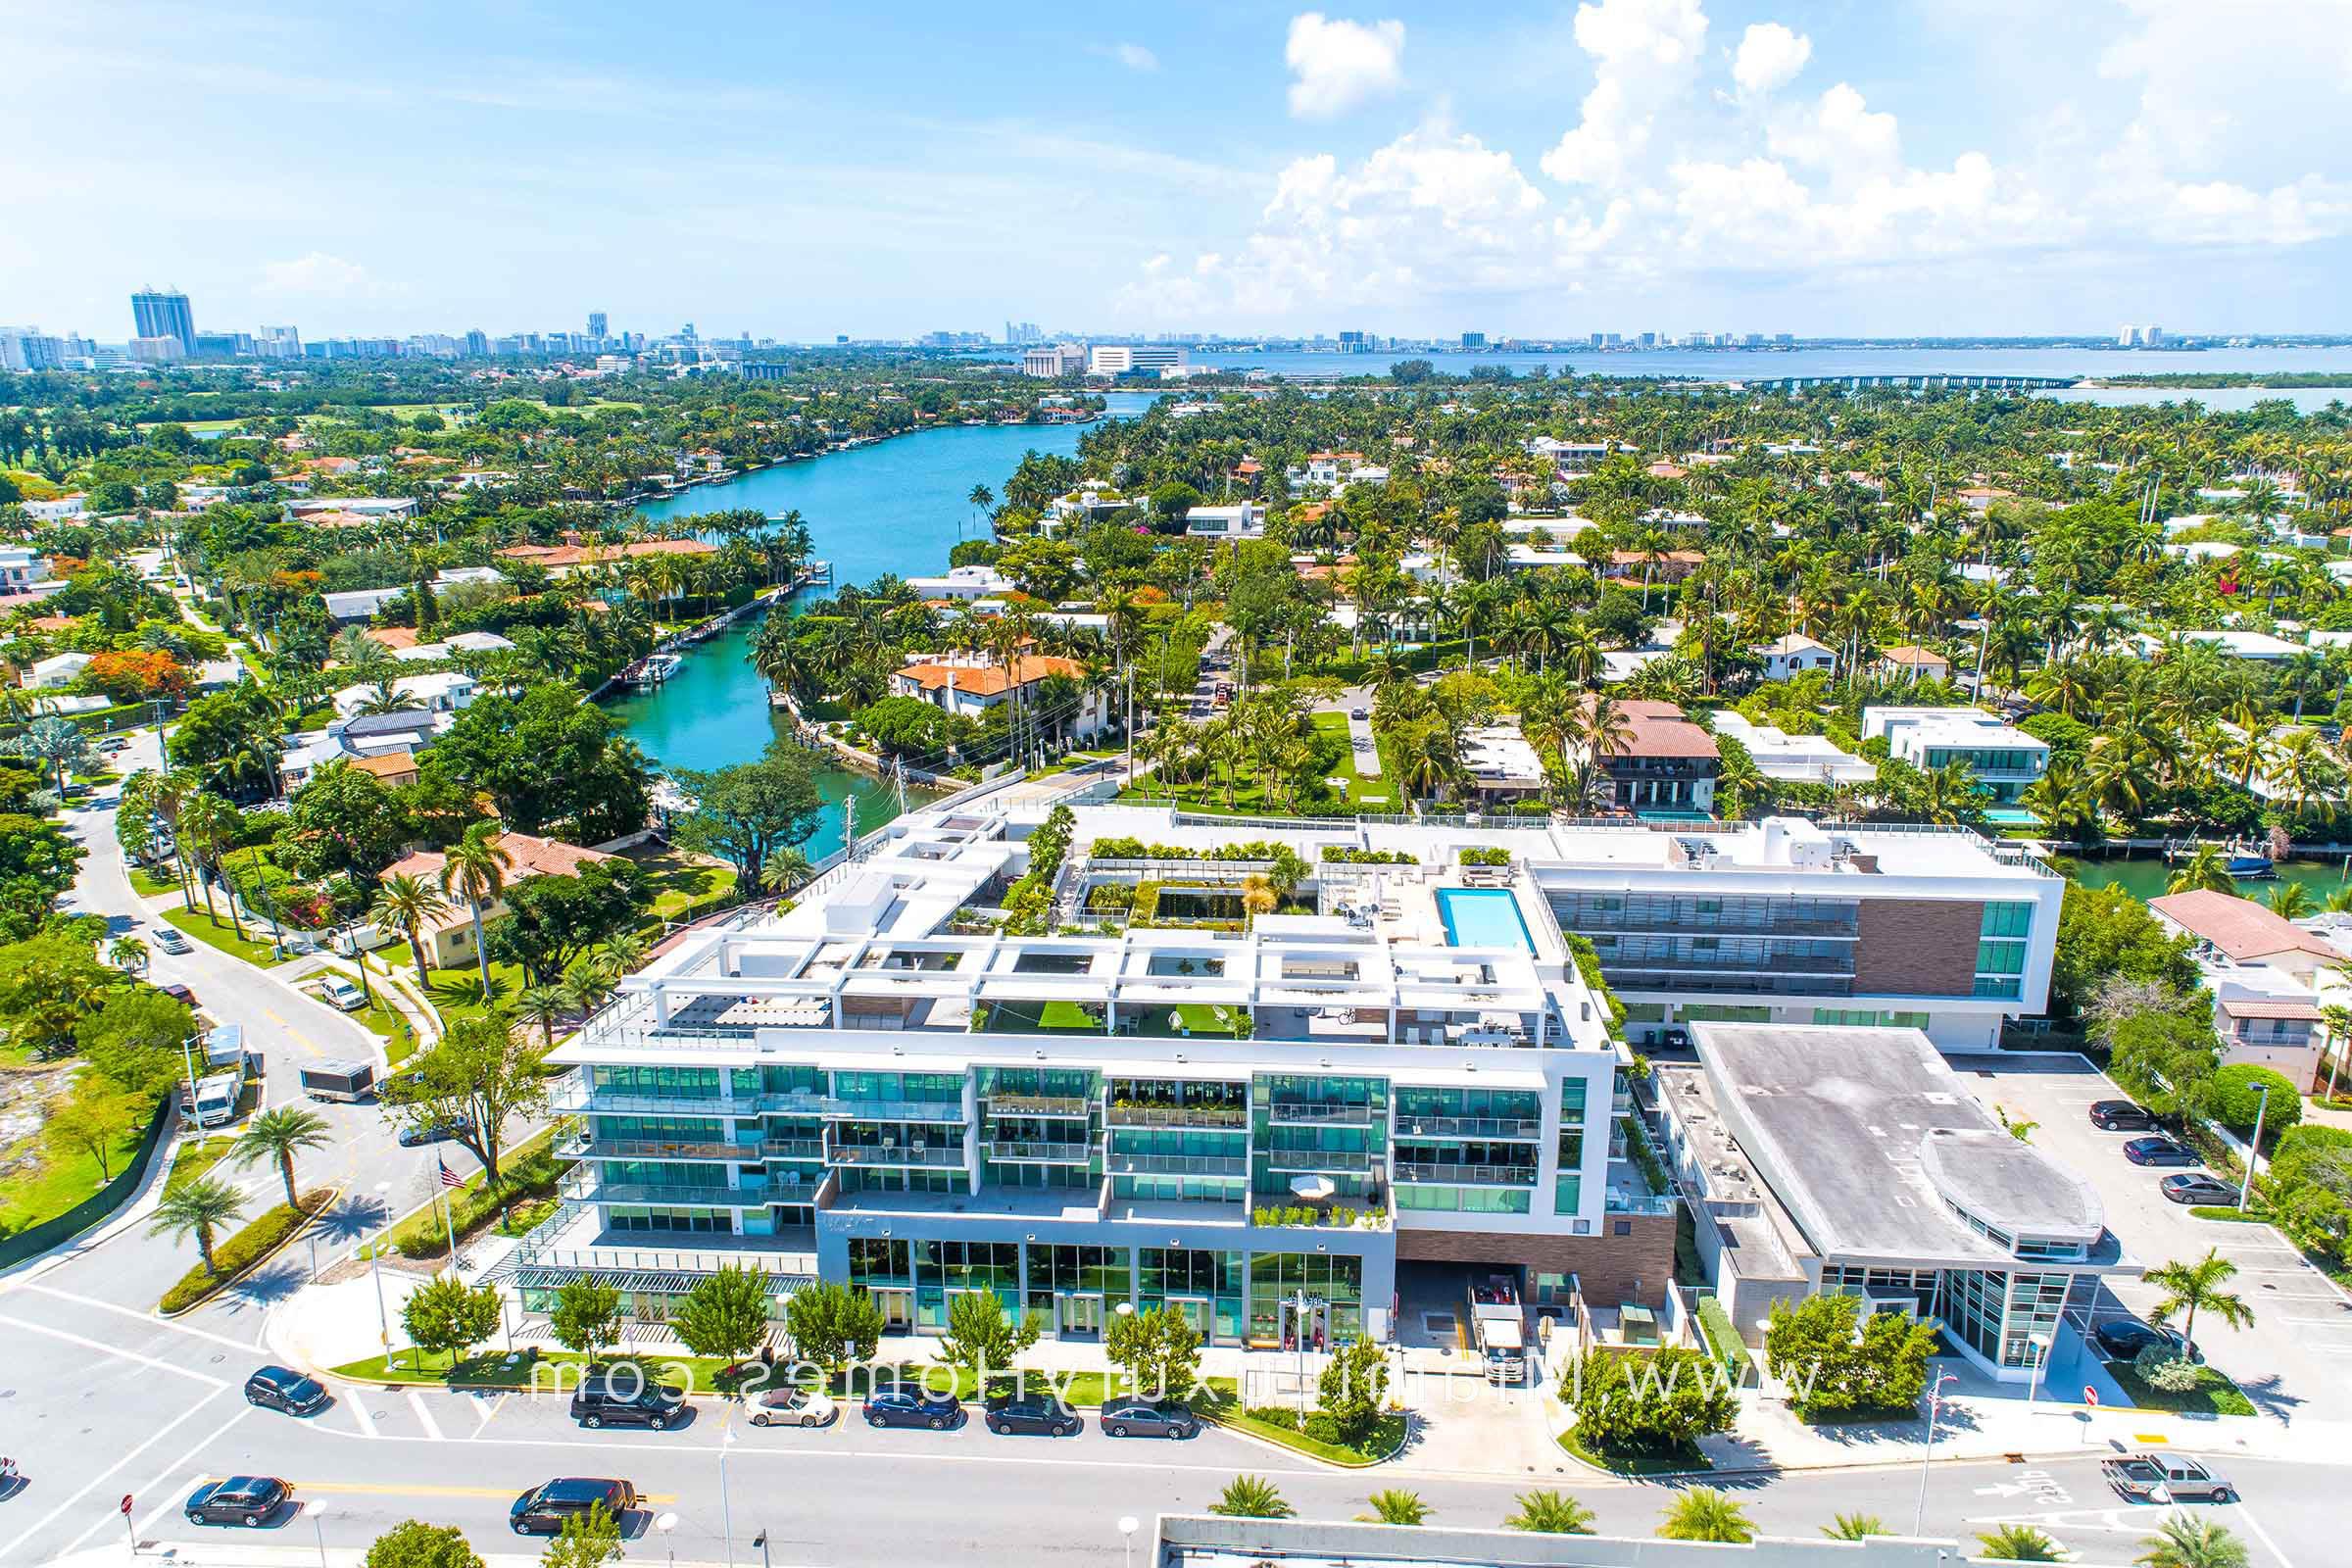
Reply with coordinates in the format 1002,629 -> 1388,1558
890,653 -> 1107,738
382,831 -> 619,970
1860,706 -> 2048,803
1562,697 -> 1720,816
329,670 -> 478,719
2149,889 -> 2346,1090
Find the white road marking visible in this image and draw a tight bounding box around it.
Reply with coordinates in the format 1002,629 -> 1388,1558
341,1385 -> 379,1439
472,1393 -> 510,1433
135,1474 -> 206,1536
407,1390 -> 445,1442
23,1284 -> 265,1353
0,1392 -> 244,1562
0,1314 -> 227,1385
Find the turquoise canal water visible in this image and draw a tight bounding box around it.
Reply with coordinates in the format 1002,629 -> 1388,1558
605,394 -> 1159,856
2062,852 -> 2352,903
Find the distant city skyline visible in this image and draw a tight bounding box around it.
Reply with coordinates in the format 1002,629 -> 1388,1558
4,2 -> 2348,339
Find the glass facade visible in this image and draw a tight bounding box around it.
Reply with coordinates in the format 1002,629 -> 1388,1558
1247,1251 -> 1363,1347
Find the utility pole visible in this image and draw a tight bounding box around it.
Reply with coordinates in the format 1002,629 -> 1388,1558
2238,1082 -> 2272,1209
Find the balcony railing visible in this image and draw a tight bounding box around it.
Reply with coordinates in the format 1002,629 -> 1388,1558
825,1143 -> 968,1169
1603,970 -> 1853,998
759,1092 -> 832,1115
1606,1192 -> 1679,1216
985,1140 -> 1097,1163
822,1099 -> 969,1123
1105,1103 -> 1249,1129
564,1173 -> 814,1207
1394,1161 -> 1539,1186
1392,1114 -> 1543,1141
986,1094 -> 1095,1118
563,1088 -> 730,1116
1264,1102 -> 1376,1127
1263,1148 -> 1380,1174
570,1136 -> 742,1163
760,1138 -> 828,1162
1106,1152 -> 1249,1178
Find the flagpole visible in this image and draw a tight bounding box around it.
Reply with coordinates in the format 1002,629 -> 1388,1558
436,1161 -> 462,1277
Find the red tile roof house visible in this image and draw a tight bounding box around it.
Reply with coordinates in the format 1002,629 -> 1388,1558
381,831 -> 617,970
1874,644 -> 1951,682
890,654 -> 1108,739
1564,697 -> 1723,814
2150,888 -> 2346,1089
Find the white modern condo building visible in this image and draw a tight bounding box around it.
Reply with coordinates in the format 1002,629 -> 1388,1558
512,794 -> 2060,1348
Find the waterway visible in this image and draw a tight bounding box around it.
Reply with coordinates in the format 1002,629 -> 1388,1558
2061,851 -> 2352,903
605,393 -> 1159,854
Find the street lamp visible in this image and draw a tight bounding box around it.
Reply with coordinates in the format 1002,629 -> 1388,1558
2238,1081 -> 2273,1210
309,1501 -> 334,1568
1912,1369 -> 1960,1535
2023,1332 -> 2053,1418
1118,1515 -> 1140,1568
718,1418 -> 738,1568
368,1180 -> 394,1367
654,1511 -> 678,1568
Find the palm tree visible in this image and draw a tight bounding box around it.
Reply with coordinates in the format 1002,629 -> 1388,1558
1208,1476 -> 1294,1519
1657,1489 -> 1755,1544
760,848 -> 814,895
2264,881 -> 2316,921
436,822 -> 514,994
1503,1491 -> 1595,1534
1357,1490 -> 1429,1526
1822,1512 -> 1888,1541
2135,1513 -> 2249,1568
1976,1523 -> 2063,1561
515,984 -> 572,1048
2145,1249 -> 2254,1358
148,1177 -> 248,1276
232,1105 -> 331,1208
109,936 -> 149,973
370,872 -> 452,983
2166,843 -> 2237,897
564,961 -> 619,1019
965,483 -> 995,537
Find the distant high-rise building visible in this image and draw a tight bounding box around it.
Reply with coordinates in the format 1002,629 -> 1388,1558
587,312 -> 608,340
1086,344 -> 1186,375
1638,331 -> 1660,349
128,334 -> 184,365
0,326 -> 66,370
1460,331 -> 1487,350
257,324 -> 303,359
464,329 -> 489,357
1337,330 -> 1371,353
130,288 -> 195,353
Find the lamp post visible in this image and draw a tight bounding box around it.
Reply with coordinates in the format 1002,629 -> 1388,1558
309,1501 -> 333,1568
654,1511 -> 678,1568
1912,1369 -> 1959,1535
718,1417 -> 738,1568
1118,1515 -> 1140,1568
2238,1082 -> 2272,1210
368,1180 -> 394,1367
2024,1332 -> 2053,1418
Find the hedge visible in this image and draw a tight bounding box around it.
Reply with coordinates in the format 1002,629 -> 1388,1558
160,1189 -> 334,1314
388,1140 -> 565,1260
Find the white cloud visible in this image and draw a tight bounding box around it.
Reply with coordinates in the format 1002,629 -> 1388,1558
258,252 -> 388,298
1540,0 -> 1708,187
1105,42 -> 1158,73
1730,22 -> 1809,96
1126,0 -> 2352,326
1284,13 -> 1405,120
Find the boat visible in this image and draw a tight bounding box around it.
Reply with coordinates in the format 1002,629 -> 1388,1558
2165,837 -> 2274,877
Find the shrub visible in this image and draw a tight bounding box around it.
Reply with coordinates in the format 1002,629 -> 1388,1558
1301,1412 -> 1342,1445
160,1192 -> 327,1313
2132,1343 -> 2203,1394
2209,1064 -> 2301,1141
1563,1348 -> 1737,1457
1458,846 -> 1510,866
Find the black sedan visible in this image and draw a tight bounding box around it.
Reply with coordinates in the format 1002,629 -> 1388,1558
2162,1173 -> 2239,1206
2089,1100 -> 2159,1132
2124,1136 -> 2200,1166
185,1476 -> 291,1528
2093,1319 -> 2203,1365
1099,1397 -> 1200,1439
244,1364 -> 330,1415
861,1388 -> 963,1430
984,1395 -> 1081,1436
398,1119 -> 472,1149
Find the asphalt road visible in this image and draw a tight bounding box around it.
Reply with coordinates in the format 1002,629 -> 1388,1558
0,1329 -> 2324,1568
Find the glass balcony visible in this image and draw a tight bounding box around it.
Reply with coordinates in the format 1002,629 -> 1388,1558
1605,1192 -> 1679,1216
1105,1102 -> 1249,1129
760,1138 -> 828,1161
1263,1148 -> 1380,1173
821,1099 -> 968,1123
986,1093 -> 1095,1118
1263,1101 -> 1376,1127
985,1139 -> 1097,1163
568,1135 -> 742,1162
1391,1114 -> 1543,1141
1394,1161 -> 1538,1186
824,1142 -> 967,1169
1106,1152 -> 1249,1178
563,1172 -> 759,1207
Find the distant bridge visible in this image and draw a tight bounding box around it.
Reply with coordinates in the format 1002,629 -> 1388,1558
1734,372 -> 2082,393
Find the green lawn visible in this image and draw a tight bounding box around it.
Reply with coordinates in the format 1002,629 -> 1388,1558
1558,1429 -> 1713,1475
422,957 -> 532,1026
1309,711 -> 1388,806
128,865 -> 179,898
163,904 -> 287,967
1215,1399 -> 1407,1465
1133,1004 -> 1253,1040
166,1135 -> 239,1194
981,1000 -> 1104,1034
2110,1362 -> 2257,1417
0,1093 -> 157,1232
621,843 -> 738,923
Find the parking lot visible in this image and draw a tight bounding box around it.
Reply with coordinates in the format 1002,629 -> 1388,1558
1953,1052 -> 2352,1420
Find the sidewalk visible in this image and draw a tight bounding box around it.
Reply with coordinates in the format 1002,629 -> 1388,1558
54,1545 -> 742,1568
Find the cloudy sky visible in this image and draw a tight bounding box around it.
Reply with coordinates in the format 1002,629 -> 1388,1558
5,0 -> 2349,342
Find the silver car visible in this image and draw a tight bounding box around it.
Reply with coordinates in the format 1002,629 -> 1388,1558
2102,1453 -> 2234,1504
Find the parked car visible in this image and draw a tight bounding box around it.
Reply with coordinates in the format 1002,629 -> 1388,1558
398,1118 -> 471,1149
2102,1453 -> 2234,1504
2089,1100 -> 2158,1132
184,1476 -> 291,1528
984,1394 -> 1081,1437
511,1479 -> 638,1536
318,974 -> 367,1011
2124,1136 -> 2200,1167
2092,1319 -> 2202,1365
1099,1397 -> 1199,1439
861,1387 -> 962,1430
243,1365 -> 330,1415
749,1389 -> 837,1428
1348,706 -> 1369,720
152,928 -> 193,956
569,1374 -> 687,1430
2162,1173 -> 2239,1206
160,982 -> 197,1005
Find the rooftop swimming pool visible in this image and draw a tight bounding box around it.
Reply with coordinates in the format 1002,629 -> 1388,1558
1436,888 -> 1536,952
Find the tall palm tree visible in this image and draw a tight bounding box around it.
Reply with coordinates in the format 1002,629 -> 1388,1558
232,1105 -> 331,1208
1657,1489 -> 1755,1544
2264,881 -> 2316,921
2166,844 -> 2237,897
760,848 -> 814,895
370,872 -> 452,983
436,822 -> 514,993
515,984 -> 572,1048
2134,1513 -> 2249,1568
564,961 -> 619,1019
148,1177 -> 249,1276
2145,1250 -> 2254,1358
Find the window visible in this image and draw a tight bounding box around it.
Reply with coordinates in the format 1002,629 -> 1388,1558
1980,903 -> 2034,939
1975,940 -> 2028,976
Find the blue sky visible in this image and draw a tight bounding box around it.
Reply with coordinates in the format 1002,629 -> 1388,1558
5,0 -> 2349,341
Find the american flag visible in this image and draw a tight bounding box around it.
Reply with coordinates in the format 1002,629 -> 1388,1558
435,1158 -> 463,1190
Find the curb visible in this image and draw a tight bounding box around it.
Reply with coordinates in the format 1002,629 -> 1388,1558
1198,1408 -> 1409,1469
161,1182 -> 345,1318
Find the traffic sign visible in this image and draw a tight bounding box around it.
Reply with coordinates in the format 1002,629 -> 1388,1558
2083,1387 -> 2099,1407
120,1495 -> 132,1516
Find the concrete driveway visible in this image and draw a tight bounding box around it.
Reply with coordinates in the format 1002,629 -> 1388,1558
1951,1052 -> 2352,1426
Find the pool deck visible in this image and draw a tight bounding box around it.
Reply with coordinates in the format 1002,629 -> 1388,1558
1436,886 -> 1536,951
